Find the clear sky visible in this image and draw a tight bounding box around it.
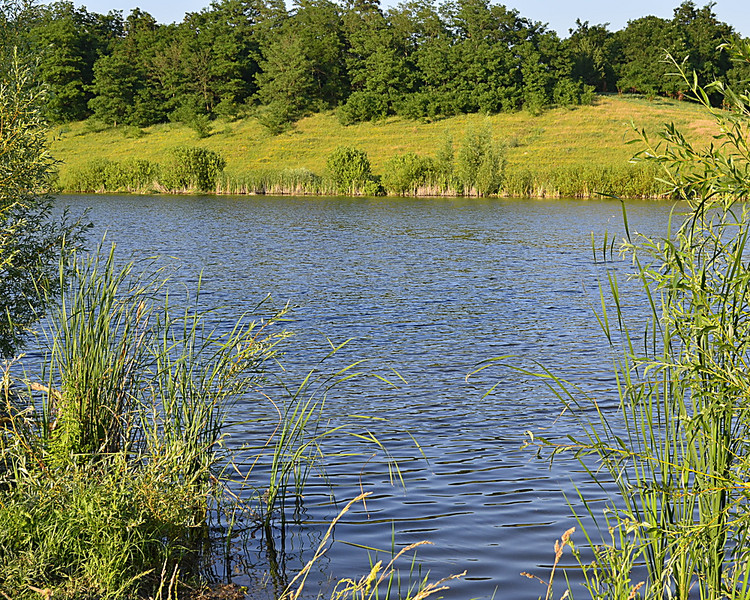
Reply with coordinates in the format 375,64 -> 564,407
72,0 -> 750,38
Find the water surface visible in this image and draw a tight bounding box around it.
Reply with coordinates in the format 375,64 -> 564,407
56,194 -> 678,599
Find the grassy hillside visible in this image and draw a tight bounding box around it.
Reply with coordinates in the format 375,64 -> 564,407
50,94 -> 718,195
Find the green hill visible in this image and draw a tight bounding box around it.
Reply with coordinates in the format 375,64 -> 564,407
50,94 -> 717,197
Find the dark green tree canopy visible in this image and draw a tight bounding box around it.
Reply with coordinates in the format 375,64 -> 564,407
9,0 -> 744,130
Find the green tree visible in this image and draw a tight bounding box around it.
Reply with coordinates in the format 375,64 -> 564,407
255,33 -> 315,130
615,15 -> 677,96
340,0 -> 415,120
671,1 -> 733,103
613,3 -> 734,101
0,44 -> 86,357
255,0 -> 347,130
89,8 -> 169,126
519,40 -> 551,114
28,2 -> 122,123
88,47 -> 142,126
564,19 -> 619,92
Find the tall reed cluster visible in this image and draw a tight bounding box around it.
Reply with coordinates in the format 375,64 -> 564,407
0,247 -> 288,597
61,133 -> 665,199
516,40 -> 750,599
0,246 -> 450,599
501,163 -> 663,199
215,168 -> 337,195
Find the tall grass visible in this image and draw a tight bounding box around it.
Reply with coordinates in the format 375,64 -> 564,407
0,244 -> 445,599
216,168 -> 337,195
498,41 -> 750,599
63,157 -> 668,199
0,246 -> 288,597
282,493 -> 464,600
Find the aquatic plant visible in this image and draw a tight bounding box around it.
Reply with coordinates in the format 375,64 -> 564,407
499,40 -> 750,599
0,243 -> 431,599
0,246 -> 288,597
216,168 -> 336,195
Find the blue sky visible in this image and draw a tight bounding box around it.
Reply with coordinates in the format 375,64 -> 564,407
73,0 -> 749,37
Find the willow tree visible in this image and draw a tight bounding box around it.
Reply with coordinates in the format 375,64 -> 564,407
0,6 -> 86,357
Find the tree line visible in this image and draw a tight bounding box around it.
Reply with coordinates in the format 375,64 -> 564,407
7,0 -> 749,132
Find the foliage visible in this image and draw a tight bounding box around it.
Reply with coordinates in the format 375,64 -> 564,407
255,0 -> 347,132
159,146 -> 227,192
5,0 -> 745,130
564,19 -> 619,93
87,10 -> 165,129
326,146 -> 375,194
171,103 -> 212,139
0,45 -> 86,358
337,91 -> 389,125
552,79 -> 595,107
0,246 -> 289,597
380,152 -> 433,195
455,127 -> 504,196
66,157 -> 158,193
28,2 -> 121,124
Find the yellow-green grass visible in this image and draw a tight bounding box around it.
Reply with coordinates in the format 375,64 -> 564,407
50,94 -> 718,188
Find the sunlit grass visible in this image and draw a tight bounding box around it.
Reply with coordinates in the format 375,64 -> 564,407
51,95 -> 717,190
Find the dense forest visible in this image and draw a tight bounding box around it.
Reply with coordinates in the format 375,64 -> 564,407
5,0 -> 748,133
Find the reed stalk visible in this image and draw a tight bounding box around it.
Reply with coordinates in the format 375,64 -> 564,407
0,244 -> 425,599
0,245 -> 289,597
476,40 -> 750,599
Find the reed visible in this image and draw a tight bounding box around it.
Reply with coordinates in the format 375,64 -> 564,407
496,40 -> 750,599
0,245 -> 289,597
0,244 -> 427,599
215,168 -> 337,195
62,156 -> 667,199
282,493 -> 464,600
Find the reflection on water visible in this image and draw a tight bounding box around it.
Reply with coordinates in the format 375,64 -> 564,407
54,194 -> 679,599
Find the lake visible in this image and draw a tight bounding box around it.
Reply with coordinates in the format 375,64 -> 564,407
54,194 -> 678,599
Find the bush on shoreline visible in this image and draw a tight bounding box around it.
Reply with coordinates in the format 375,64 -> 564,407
61,154 -> 666,199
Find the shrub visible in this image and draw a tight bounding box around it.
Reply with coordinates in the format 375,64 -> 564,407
381,152 -> 432,195
159,146 -> 226,193
337,91 -> 389,125
455,127 -> 504,196
82,117 -> 108,134
213,97 -> 242,121
67,158 -> 158,193
120,125 -> 145,139
552,78 -> 585,107
394,91 -> 452,120
326,146 -> 374,194
170,103 -> 212,139
255,101 -> 295,135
